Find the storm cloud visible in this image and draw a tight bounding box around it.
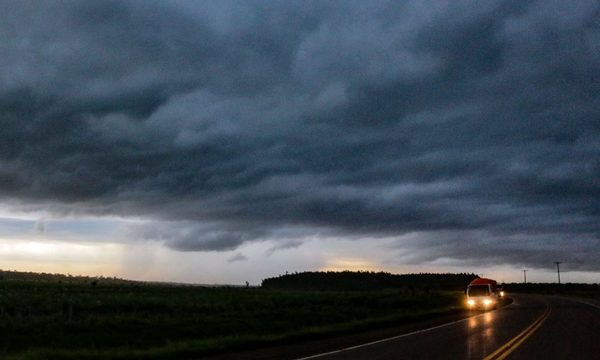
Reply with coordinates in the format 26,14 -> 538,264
0,0 -> 599,271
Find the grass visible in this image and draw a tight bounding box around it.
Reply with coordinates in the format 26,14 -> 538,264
0,280 -> 463,359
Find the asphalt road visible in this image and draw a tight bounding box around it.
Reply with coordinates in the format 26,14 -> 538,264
295,294 -> 600,360
205,294 -> 600,360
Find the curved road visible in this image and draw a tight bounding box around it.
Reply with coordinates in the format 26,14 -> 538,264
206,294 -> 600,359
296,294 -> 600,359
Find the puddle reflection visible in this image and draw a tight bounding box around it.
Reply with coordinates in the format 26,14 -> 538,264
466,311 -> 497,359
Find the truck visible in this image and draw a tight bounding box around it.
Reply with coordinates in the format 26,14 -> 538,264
465,277 -> 504,310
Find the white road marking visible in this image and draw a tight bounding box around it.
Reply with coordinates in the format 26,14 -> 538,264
295,307 -> 508,360
567,297 -> 600,310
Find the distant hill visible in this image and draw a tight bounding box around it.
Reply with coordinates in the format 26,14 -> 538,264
261,271 -> 479,291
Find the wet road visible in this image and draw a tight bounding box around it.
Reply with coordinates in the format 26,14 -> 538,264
297,294 -> 600,360
506,296 -> 600,359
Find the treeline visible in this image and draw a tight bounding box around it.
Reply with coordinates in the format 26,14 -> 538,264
261,271 -> 479,291
504,282 -> 600,294
0,269 -> 134,285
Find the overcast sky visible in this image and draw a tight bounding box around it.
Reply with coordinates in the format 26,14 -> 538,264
0,0 -> 598,284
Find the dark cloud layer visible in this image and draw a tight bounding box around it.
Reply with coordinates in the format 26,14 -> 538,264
1,0 -> 599,270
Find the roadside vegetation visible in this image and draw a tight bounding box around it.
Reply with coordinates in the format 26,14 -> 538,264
504,282 -> 600,300
262,271 -> 478,291
0,270 -> 468,360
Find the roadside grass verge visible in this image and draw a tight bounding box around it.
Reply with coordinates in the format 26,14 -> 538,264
8,306 -> 462,360
0,281 -> 463,360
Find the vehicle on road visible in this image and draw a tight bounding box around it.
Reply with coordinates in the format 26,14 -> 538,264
465,277 -> 503,310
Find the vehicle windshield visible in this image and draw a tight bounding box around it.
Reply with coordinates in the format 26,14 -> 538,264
468,285 -> 490,296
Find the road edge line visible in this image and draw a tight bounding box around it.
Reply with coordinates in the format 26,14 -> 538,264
295,309 -> 499,360
564,297 -> 600,310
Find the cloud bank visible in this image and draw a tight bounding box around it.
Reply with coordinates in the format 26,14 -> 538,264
0,0 -> 599,270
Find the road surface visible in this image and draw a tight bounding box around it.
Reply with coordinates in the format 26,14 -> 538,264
296,294 -> 600,359
206,294 -> 600,359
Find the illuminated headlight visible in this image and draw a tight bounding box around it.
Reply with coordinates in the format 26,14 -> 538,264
483,299 -> 493,306
500,291 -> 505,297
467,299 -> 475,306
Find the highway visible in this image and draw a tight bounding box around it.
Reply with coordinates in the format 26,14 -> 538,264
206,294 -> 600,359
296,294 -> 600,360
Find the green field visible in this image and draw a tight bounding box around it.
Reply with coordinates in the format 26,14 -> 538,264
0,279 -> 463,359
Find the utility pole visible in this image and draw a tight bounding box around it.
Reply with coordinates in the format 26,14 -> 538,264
522,269 -> 528,284
554,262 -> 562,284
